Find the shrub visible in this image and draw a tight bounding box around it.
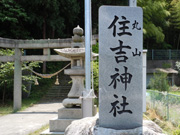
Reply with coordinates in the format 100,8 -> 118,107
173,125 -> 180,135
149,71 -> 170,92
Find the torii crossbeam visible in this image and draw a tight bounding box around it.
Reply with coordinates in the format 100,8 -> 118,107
0,35 -> 97,111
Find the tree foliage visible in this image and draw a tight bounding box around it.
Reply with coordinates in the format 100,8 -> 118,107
17,0 -> 80,39
0,0 -> 179,50
138,0 -> 170,49
170,0 -> 180,29
0,0 -> 80,39
0,49 -> 41,103
0,0 -> 30,38
175,61 -> 180,71
91,0 -> 128,33
92,61 -> 99,95
149,71 -> 170,92
166,0 -> 180,49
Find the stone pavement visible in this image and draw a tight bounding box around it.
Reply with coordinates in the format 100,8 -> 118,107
0,102 -> 63,135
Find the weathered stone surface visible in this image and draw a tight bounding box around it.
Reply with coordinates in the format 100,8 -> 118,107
65,115 -> 97,135
71,42 -> 84,48
66,76 -> 85,98
73,25 -> 83,36
54,48 -> 85,58
64,69 -> 85,76
58,107 -> 82,119
99,6 -> 143,129
62,98 -> 81,108
65,115 -> 165,135
72,35 -> 84,43
50,118 -> 77,132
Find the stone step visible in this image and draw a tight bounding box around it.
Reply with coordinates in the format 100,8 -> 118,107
44,96 -> 67,99
46,91 -> 70,94
48,89 -> 70,92
42,85 -> 71,101
41,129 -> 64,135
44,93 -> 68,96
48,87 -> 69,89
46,93 -> 69,95
42,97 -> 64,100
49,118 -> 77,132
49,88 -> 70,91
47,91 -> 69,93
48,88 -> 70,91
45,95 -> 67,97
51,86 -> 71,88
58,107 -> 82,119
46,93 -> 68,96
44,96 -> 67,98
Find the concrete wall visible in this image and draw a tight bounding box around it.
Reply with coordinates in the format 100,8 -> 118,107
147,60 -> 177,69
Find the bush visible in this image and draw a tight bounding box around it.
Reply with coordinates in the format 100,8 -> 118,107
149,71 -> 170,92
173,125 -> 180,135
0,49 -> 41,104
92,61 -> 99,95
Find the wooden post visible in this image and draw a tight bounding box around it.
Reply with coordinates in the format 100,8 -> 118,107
13,48 -> 22,111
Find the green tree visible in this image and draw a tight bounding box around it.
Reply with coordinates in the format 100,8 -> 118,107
92,43 -> 99,95
167,0 -> 180,49
175,61 -> 180,72
149,71 -> 170,92
91,0 -> 128,33
16,0 -> 80,73
92,61 -> 99,95
0,0 -> 30,38
170,0 -> 180,29
0,49 -> 40,104
18,0 -> 80,39
138,0 -> 170,49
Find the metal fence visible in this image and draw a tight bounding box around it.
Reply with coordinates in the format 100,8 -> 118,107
147,50 -> 180,60
146,90 -> 180,126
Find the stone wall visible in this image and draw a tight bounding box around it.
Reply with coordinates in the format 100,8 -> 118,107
147,60 -> 177,69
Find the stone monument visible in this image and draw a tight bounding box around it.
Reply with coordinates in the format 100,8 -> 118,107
41,26 -> 97,135
99,6 -> 143,130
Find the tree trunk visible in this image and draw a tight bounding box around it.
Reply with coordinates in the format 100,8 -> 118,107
43,17 -> 47,73
51,28 -> 55,39
43,17 -> 46,39
2,83 -> 6,105
177,33 -> 180,50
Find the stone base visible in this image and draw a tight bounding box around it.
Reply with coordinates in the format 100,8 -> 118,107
62,98 -> 81,108
65,114 -> 165,135
58,107 -> 83,119
41,129 -> 64,135
41,106 -> 97,135
50,118 -> 77,132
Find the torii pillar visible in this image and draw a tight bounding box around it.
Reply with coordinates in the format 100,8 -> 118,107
13,48 -> 22,111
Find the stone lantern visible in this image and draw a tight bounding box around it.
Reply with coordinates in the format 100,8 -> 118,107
54,25 -> 95,108
42,26 -> 97,135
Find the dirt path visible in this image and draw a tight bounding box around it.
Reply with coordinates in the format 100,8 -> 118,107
0,102 -> 63,135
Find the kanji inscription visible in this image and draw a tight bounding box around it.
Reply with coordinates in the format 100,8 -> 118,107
99,6 -> 143,130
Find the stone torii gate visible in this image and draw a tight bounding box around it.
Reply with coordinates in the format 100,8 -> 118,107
0,35 -> 97,111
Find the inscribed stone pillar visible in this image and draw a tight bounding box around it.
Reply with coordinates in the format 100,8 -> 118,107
99,6 -> 143,130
